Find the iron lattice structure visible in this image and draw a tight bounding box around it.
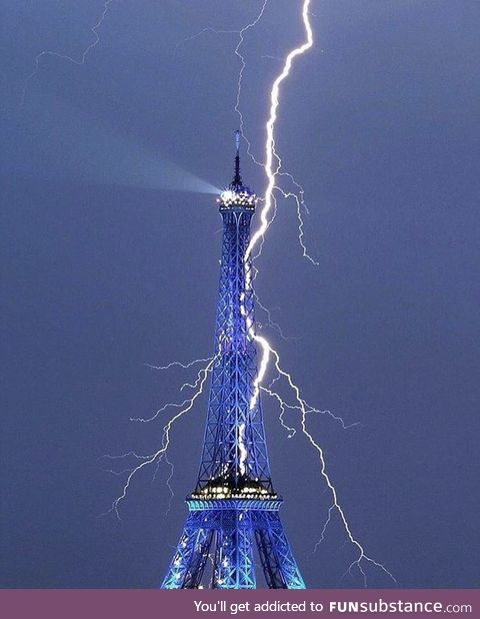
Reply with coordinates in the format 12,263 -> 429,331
162,134 -> 305,589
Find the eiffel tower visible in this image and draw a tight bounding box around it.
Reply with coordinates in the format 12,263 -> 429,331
162,133 -> 305,589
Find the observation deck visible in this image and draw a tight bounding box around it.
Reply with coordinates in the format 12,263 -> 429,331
217,188 -> 256,211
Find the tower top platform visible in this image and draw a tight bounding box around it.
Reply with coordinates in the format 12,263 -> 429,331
217,130 -> 257,211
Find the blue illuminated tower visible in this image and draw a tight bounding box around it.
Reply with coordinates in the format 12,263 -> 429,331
162,133 -> 305,589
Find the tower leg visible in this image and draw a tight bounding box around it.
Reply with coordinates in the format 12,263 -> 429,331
161,511 -> 214,589
213,511 -> 256,589
256,528 -> 286,588
256,512 -> 305,589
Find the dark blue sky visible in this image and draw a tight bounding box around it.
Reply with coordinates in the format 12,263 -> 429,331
1,1 -> 479,588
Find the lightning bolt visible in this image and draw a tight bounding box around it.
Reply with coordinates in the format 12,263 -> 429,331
130,359 -> 213,424
261,386 -> 297,438
261,385 -> 360,436
175,0 -> 268,170
69,0 -> 396,586
177,0 -> 383,582
144,357 -> 212,372
313,504 -> 335,552
99,450 -> 153,477
245,0 -> 313,265
274,183 -> 319,266
271,348 -> 396,586
232,3 -> 317,264
21,0 -> 115,105
154,450 -> 175,516
176,1 -> 317,263
233,0 -> 270,166
254,292 -> 298,341
238,0 -> 396,586
104,355 -> 215,519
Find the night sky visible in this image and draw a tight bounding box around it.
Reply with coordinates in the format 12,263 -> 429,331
1,1 -> 479,588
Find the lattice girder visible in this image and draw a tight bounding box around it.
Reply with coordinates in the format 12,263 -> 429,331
162,162 -> 305,589
195,209 -> 273,493
161,501 -> 305,589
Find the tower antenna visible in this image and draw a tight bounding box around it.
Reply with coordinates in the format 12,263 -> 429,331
233,129 -> 242,186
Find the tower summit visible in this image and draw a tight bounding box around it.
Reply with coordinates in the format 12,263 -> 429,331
217,130 -> 256,211
162,133 -> 305,589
